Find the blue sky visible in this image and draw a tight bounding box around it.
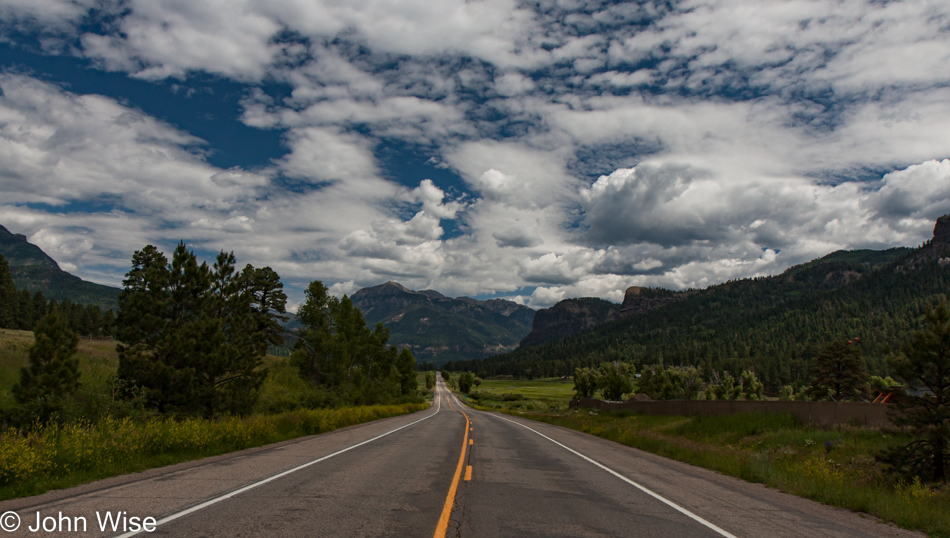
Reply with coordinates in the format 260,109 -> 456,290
1,0 -> 949,310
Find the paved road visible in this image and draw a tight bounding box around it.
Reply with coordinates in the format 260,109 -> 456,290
0,379 -> 922,537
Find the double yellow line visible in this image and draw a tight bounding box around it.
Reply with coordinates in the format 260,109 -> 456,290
434,390 -> 471,538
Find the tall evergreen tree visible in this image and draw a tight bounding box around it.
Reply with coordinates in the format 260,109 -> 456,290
806,340 -> 869,401
884,302 -> 950,482
293,281 -> 344,388
0,254 -> 16,328
292,280 -> 411,405
116,243 -> 287,416
12,307 -> 81,420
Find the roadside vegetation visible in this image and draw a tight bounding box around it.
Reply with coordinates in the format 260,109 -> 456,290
523,410 -> 949,537
446,373 -> 950,534
0,403 -> 426,501
0,327 -> 427,500
0,245 -> 431,500
447,302 -> 950,535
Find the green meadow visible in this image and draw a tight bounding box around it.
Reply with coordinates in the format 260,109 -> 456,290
460,377 -> 574,411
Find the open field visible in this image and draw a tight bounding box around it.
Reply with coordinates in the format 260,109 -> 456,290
518,409 -> 950,537
460,377 -> 574,411
0,329 -> 119,409
1,329 -> 310,415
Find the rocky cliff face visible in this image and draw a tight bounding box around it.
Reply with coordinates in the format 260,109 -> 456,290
933,214 -> 950,248
519,287 -> 687,348
897,213 -> 950,269
617,286 -> 682,317
519,298 -> 620,348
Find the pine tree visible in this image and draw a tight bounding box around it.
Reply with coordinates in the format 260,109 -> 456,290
0,254 -> 16,329
883,303 -> 950,482
806,340 -> 868,401
292,281 -> 343,388
12,307 -> 81,420
292,280 -> 412,405
116,244 -> 287,416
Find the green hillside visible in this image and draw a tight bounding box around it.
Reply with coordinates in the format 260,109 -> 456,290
0,225 -> 120,310
445,228 -> 949,390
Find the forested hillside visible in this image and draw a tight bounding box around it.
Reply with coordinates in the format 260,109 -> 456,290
519,297 -> 619,348
445,218 -> 950,391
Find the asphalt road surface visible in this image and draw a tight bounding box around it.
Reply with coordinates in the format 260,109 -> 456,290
0,379 -> 923,537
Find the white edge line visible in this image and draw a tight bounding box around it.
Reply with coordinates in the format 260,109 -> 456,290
490,413 -> 739,538
115,388 -> 443,538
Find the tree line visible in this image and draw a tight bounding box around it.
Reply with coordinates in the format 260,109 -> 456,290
6,243 -> 420,425
0,254 -> 114,337
570,304 -> 950,483
445,252 -> 949,394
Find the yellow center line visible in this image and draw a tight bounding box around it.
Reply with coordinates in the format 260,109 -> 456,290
434,391 -> 470,538
464,465 -> 473,481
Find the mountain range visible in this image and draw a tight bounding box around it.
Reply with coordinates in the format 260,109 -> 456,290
444,215 -> 950,389
6,213 -> 949,379
350,281 -> 535,366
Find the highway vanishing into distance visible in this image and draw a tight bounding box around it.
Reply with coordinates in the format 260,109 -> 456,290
0,379 -> 922,537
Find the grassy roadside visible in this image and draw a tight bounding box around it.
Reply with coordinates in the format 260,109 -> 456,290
0,403 -> 427,501
447,377 -> 949,534
1,329 -> 430,501
515,409 -> 949,537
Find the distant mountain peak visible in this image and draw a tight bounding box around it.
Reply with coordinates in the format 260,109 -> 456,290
0,225 -> 60,269
0,223 -> 120,310
353,281 -> 415,297
417,289 -> 449,300
0,224 -> 28,243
